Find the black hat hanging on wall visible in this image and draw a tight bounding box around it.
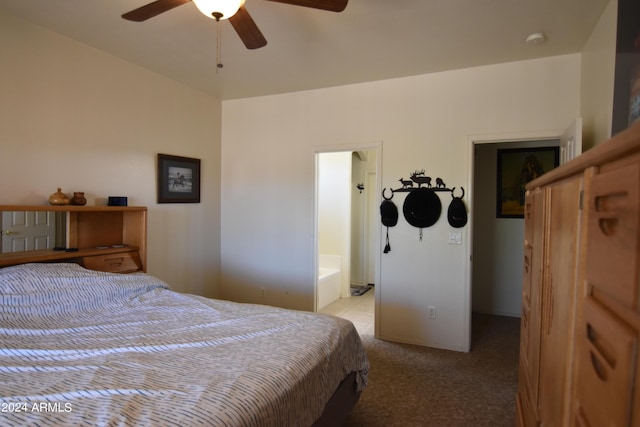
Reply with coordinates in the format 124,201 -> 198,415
447,187 -> 468,228
403,187 -> 442,240
380,189 -> 398,253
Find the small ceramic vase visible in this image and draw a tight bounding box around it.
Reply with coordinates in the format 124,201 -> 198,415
49,188 -> 70,205
70,192 -> 87,206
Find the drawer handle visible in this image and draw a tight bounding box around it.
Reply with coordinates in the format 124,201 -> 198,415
593,191 -> 628,237
594,191 -> 628,212
586,323 -> 616,368
589,351 -> 608,381
105,257 -> 125,263
598,217 -> 618,236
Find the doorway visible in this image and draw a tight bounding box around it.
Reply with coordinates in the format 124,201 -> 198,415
315,146 -> 380,336
467,121 -> 581,349
471,139 -> 559,318
1,210 -> 58,253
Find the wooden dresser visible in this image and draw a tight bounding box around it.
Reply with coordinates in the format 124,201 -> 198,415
0,205 -> 147,273
516,122 -> 640,426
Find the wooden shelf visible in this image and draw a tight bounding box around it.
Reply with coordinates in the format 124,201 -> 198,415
0,246 -> 139,267
0,205 -> 146,212
0,205 -> 147,272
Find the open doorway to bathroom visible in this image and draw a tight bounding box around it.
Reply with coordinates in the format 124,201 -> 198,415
315,148 -> 379,336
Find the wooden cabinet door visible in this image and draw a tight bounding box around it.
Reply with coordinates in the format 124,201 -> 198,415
538,177 -> 582,426
519,188 -> 546,422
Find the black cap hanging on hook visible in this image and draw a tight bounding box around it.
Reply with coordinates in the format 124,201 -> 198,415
447,187 -> 468,228
380,189 -> 398,253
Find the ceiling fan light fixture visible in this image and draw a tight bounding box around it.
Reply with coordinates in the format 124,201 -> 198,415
525,32 -> 546,45
192,0 -> 245,20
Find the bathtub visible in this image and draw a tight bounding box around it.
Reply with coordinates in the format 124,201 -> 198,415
317,254 -> 341,310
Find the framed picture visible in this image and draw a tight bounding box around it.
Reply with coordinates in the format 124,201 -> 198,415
496,147 -> 559,218
157,154 -> 201,203
611,0 -> 640,135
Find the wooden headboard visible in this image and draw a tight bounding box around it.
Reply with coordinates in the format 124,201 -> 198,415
0,205 -> 147,273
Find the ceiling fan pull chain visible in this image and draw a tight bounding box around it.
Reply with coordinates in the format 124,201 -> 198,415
215,13 -> 223,71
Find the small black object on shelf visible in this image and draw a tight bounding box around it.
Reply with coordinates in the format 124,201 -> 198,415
108,196 -> 128,206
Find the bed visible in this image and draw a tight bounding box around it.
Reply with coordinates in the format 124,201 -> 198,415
0,263 -> 369,426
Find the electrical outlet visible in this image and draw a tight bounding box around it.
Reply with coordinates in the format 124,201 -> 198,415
448,232 -> 462,245
259,288 -> 265,299
428,305 -> 436,319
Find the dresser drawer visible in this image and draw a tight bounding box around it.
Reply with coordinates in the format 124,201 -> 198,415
573,297 -> 637,426
83,251 -> 142,273
585,163 -> 640,309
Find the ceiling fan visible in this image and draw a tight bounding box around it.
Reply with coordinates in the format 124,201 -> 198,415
122,0 -> 348,50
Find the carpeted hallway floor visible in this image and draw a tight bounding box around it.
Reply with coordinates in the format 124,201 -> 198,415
343,314 -> 520,427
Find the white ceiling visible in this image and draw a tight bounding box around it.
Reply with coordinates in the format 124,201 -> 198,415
0,0 -> 610,100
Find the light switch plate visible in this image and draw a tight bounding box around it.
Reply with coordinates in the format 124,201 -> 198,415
448,232 -> 462,245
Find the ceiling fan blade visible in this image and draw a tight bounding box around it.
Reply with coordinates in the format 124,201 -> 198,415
229,6 -> 268,50
264,0 -> 347,13
122,0 -> 192,22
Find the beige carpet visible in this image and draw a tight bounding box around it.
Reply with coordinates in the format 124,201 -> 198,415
344,314 -> 520,427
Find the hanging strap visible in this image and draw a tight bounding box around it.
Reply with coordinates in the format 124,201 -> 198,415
384,227 -> 391,253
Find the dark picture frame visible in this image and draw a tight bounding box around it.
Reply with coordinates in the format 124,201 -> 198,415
157,154 -> 201,203
496,147 -> 559,218
611,0 -> 640,135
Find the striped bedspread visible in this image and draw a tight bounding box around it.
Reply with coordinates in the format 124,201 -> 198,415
0,263 -> 368,426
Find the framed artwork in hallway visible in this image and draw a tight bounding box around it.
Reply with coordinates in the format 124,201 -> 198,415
496,146 -> 559,218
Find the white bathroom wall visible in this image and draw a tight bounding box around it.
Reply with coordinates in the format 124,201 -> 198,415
318,152 -> 352,299
351,150 -> 377,287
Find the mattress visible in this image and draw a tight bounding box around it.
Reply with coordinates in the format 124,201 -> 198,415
0,263 -> 368,426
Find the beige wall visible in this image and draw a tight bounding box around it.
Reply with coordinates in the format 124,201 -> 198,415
0,9 -> 222,297
581,0 -> 618,149
221,55 -> 581,351
1,2 -> 615,351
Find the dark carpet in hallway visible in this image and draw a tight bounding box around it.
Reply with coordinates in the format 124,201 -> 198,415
344,314 -> 520,427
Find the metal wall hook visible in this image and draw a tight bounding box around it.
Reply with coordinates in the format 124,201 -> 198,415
451,186 -> 465,199
382,188 -> 394,200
